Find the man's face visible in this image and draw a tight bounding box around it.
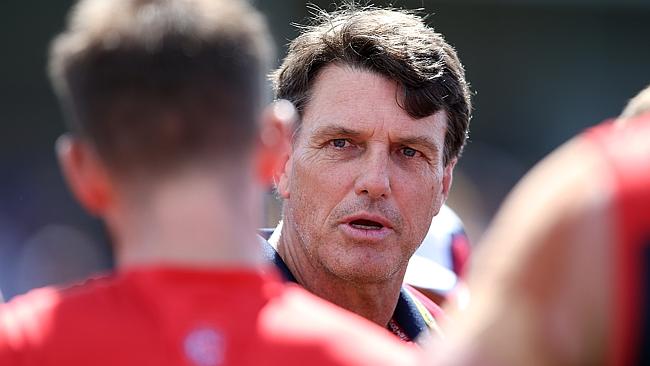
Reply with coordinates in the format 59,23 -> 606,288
278,64 -> 455,284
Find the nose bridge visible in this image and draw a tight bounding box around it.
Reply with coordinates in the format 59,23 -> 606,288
355,143 -> 391,198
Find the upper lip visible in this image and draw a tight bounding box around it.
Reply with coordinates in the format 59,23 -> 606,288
341,212 -> 394,229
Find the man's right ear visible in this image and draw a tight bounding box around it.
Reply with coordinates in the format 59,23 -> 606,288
56,134 -> 113,216
276,153 -> 292,199
256,100 -> 295,199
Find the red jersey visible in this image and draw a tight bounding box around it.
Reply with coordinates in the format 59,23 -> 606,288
583,113 -> 650,366
0,267 -> 421,366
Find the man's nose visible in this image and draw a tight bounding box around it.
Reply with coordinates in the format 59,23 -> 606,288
354,150 -> 391,199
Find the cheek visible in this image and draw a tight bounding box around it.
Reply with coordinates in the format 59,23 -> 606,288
287,161 -> 338,228
292,158 -> 354,204
396,170 -> 444,237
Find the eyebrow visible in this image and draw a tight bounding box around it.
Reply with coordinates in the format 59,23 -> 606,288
310,125 -> 363,140
310,124 -> 440,155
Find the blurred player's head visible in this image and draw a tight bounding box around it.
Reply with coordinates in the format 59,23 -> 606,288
48,0 -> 286,216
429,84 -> 650,365
619,84 -> 650,123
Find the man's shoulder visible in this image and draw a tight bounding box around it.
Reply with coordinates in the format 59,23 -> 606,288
259,284 -> 422,365
0,286 -> 62,343
0,274 -> 129,361
0,274 -> 117,328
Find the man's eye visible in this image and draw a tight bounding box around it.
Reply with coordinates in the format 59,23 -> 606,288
401,147 -> 418,157
330,139 -> 348,148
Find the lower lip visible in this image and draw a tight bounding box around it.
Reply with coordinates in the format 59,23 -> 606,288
338,223 -> 394,242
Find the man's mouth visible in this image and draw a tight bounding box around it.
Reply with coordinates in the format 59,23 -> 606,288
340,215 -> 393,241
338,213 -> 395,241
349,219 -> 384,230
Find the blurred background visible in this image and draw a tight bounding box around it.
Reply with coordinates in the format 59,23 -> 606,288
1,0 -> 649,300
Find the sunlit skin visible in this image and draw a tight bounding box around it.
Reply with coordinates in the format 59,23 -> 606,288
276,64 -> 456,326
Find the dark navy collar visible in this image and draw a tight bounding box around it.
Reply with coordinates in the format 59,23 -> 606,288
259,235 -> 298,283
394,287 -> 430,342
258,235 -> 429,341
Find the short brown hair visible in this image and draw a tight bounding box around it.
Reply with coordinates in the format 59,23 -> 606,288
271,5 -> 472,165
49,0 -> 273,177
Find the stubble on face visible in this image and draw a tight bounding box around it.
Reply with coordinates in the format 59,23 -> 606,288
279,64 -> 450,285
287,192 -> 410,283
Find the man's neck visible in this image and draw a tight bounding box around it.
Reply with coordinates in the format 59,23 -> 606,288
275,221 -> 404,327
108,170 -> 264,270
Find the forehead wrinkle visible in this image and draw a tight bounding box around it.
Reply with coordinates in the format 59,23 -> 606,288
302,65 -> 447,146
306,65 -> 400,113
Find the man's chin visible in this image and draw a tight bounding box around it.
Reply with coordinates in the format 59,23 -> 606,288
315,240 -> 407,284
325,261 -> 403,285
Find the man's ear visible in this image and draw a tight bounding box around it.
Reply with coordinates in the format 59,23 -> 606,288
256,100 -> 295,195
56,134 -> 113,216
441,157 -> 457,203
276,153 -> 292,199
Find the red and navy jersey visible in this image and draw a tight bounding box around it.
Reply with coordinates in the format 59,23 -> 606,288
259,236 -> 445,344
0,267 -> 420,365
583,114 -> 650,366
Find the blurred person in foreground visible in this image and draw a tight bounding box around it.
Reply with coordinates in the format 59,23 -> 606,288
429,85 -> 650,366
0,0 -> 422,365
265,4 -> 472,344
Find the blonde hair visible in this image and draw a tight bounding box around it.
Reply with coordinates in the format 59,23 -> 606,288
619,84 -> 650,124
